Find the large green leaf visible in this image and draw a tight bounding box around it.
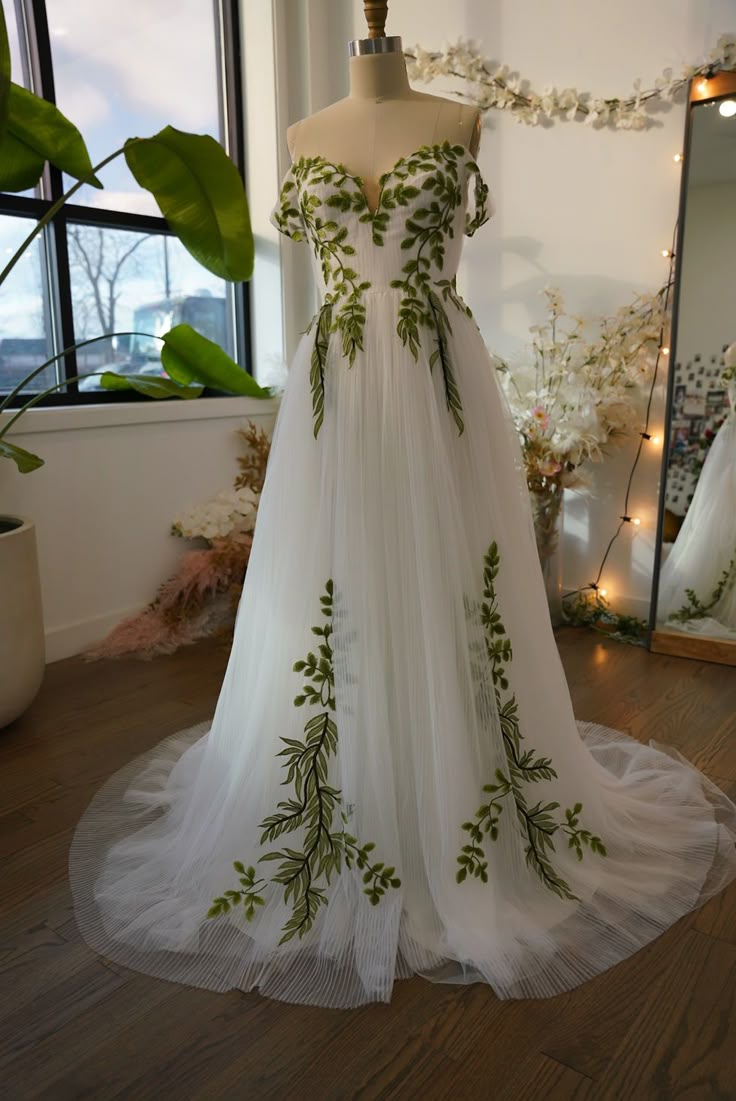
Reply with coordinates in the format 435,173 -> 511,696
0,3 -> 10,146
98,372 -> 203,399
0,437 -> 44,473
160,324 -> 272,397
124,127 -> 254,281
0,82 -> 101,192
0,129 -> 44,191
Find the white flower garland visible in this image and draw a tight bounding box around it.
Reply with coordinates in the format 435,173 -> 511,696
405,33 -> 736,129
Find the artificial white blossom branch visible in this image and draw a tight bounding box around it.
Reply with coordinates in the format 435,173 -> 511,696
405,34 -> 736,129
494,285 -> 670,493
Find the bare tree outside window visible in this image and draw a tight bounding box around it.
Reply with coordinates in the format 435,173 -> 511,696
68,226 -> 152,342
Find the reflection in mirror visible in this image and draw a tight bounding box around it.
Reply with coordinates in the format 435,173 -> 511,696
653,80 -> 736,652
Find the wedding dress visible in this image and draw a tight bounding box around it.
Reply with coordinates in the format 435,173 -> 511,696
657,375 -> 736,636
69,143 -> 736,1008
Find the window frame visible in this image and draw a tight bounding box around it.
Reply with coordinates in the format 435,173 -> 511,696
0,0 -> 252,408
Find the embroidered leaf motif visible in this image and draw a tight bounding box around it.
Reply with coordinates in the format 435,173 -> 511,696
388,141 -> 474,434
459,542 -> 607,899
207,579 -> 401,943
277,143 -> 489,438
309,301 -> 332,438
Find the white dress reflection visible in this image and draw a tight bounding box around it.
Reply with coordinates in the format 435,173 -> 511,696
658,352 -> 736,637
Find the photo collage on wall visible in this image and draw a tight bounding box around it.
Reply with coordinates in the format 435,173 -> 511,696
664,346 -> 732,520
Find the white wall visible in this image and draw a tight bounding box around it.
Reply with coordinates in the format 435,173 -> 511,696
0,398 -> 279,662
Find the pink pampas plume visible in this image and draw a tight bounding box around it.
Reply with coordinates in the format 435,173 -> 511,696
83,536 -> 252,662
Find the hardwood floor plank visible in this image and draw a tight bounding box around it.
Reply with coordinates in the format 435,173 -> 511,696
596,928 -> 736,1100
497,1054 -> 594,1101
0,954 -> 126,1071
540,916 -> 692,1080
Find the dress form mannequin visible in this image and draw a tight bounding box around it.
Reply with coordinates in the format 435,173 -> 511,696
287,4 -> 481,214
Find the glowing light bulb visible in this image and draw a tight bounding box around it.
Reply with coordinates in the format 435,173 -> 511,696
697,79 -> 708,94
661,249 -> 672,258
651,435 -> 662,446
662,346 -> 670,355
719,99 -> 736,118
632,517 -> 641,526
599,588 -> 608,598
674,153 -> 683,163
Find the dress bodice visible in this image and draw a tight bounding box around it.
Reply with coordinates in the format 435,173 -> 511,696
271,141 -> 491,291
269,141 -> 493,439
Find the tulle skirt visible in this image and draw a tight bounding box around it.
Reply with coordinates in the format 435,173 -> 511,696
657,414 -> 736,635
69,292 -> 736,1007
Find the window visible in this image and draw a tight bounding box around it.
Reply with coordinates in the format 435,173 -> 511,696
0,0 -> 250,404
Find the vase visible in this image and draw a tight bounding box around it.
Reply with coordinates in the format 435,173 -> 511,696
0,516 -> 45,729
529,486 -> 564,627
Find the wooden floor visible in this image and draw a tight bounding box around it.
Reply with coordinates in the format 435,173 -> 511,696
2,628 -> 736,1100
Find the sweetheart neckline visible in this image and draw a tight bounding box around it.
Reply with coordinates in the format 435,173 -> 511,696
288,141 -> 479,218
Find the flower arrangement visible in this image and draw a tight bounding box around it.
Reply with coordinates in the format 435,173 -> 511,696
84,420 -> 271,661
405,33 -> 736,129
494,285 -> 668,618
495,286 -> 668,495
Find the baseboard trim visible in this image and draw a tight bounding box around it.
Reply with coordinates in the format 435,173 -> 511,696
45,604 -> 147,664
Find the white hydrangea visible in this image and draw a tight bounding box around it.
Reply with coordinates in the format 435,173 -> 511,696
172,486 -> 261,543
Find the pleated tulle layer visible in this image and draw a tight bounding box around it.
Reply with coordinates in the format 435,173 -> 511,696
68,717 -> 736,1007
69,298 -> 736,1008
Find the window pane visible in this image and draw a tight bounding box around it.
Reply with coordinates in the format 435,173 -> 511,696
0,216 -> 55,395
68,224 -> 237,391
46,0 -> 224,215
6,1 -> 32,88
3,3 -> 38,200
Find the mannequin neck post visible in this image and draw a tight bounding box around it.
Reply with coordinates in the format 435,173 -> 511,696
348,48 -> 411,100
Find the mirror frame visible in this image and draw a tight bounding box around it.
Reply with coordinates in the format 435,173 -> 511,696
648,70 -> 736,667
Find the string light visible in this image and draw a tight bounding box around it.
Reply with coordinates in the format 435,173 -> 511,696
673,153 -> 683,163
697,78 -> 709,94
563,193 -> 678,636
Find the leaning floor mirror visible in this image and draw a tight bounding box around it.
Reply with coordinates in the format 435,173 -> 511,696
649,71 -> 736,667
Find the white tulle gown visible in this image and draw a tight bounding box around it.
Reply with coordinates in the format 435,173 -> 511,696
657,376 -> 736,636
69,143 -> 736,1008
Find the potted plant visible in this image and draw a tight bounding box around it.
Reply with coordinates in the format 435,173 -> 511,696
0,2 -> 272,727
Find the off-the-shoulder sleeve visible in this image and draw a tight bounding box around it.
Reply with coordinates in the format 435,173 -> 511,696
269,165 -> 306,242
464,160 -> 494,237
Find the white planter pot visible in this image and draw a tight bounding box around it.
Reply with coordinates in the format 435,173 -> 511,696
0,516 -> 45,729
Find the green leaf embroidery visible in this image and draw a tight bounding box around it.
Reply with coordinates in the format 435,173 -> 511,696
459,542 -> 607,899
274,143 -> 490,439
207,580 -> 401,943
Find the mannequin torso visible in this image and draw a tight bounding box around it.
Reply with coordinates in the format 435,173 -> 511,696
286,48 -> 481,214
